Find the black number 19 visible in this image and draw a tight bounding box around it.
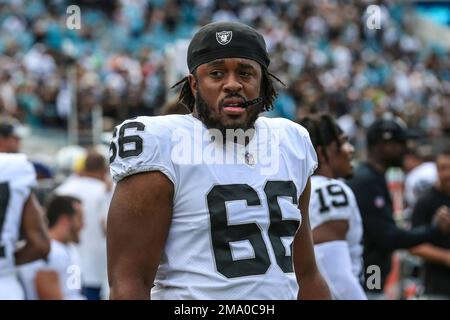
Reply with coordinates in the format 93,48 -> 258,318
316,183 -> 349,214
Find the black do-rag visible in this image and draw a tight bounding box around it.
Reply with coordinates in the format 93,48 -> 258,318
187,21 -> 270,73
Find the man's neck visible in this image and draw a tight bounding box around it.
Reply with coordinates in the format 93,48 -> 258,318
49,229 -> 69,245
80,171 -> 104,182
316,166 -> 334,179
192,112 -> 256,146
367,156 -> 386,174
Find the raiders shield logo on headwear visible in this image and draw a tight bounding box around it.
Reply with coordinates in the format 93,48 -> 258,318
216,31 -> 232,45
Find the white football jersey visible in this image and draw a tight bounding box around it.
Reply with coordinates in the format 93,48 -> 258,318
0,153 -> 36,276
309,175 -> 363,278
55,175 -> 109,288
110,114 -> 318,300
18,239 -> 84,300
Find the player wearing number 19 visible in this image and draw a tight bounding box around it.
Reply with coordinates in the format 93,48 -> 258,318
298,114 -> 367,299
107,21 -> 331,299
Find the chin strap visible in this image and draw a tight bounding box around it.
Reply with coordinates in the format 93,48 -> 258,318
239,97 -> 263,108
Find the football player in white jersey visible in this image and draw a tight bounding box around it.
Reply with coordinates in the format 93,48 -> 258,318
107,21 -> 331,300
0,153 -> 50,299
18,195 -> 85,300
298,114 -> 367,299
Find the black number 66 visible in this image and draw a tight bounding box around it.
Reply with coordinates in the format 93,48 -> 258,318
109,121 -> 145,163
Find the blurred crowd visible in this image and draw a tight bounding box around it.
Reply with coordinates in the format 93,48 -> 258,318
0,0 -> 449,148
1,0 -> 450,300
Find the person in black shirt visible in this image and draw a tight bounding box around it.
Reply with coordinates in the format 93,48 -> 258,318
347,117 -> 450,297
410,144 -> 450,298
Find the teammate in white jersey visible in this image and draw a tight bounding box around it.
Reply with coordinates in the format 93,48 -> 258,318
298,114 -> 367,299
107,21 -> 331,300
0,153 -> 50,299
19,195 -> 85,300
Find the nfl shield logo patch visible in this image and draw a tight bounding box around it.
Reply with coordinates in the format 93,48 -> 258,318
216,31 -> 232,45
374,196 -> 385,208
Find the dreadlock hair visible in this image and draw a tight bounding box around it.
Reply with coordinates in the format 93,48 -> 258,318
171,64 -> 285,113
296,113 -> 343,166
318,113 -> 343,149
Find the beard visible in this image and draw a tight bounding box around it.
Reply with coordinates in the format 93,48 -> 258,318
195,90 -> 261,138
